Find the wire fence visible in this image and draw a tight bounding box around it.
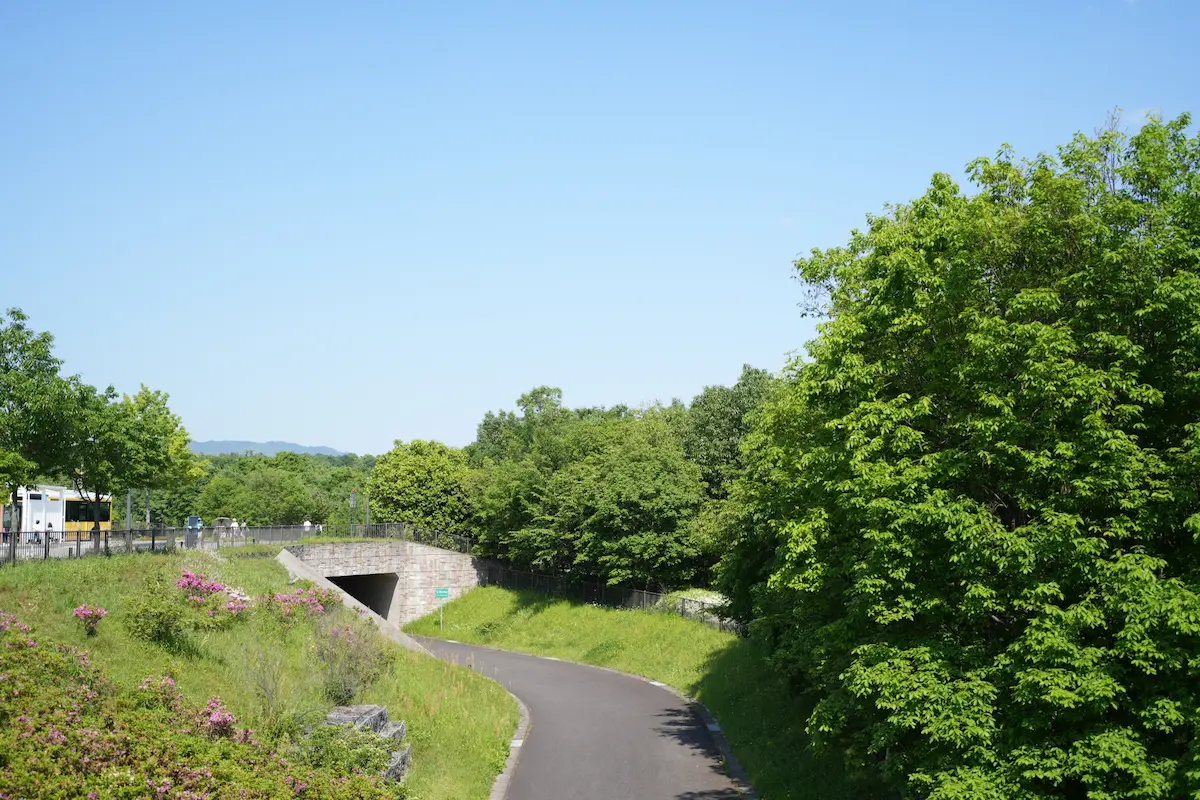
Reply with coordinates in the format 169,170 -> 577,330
341,522 -> 475,554
1,519 -> 741,634
0,525 -> 312,565
474,562 -> 744,634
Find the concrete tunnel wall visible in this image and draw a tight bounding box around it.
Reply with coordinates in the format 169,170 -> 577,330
285,541 -> 483,625
328,573 -> 399,619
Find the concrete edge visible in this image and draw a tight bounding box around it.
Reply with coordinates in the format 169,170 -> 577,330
418,636 -> 758,800
274,549 -> 430,655
488,684 -> 531,800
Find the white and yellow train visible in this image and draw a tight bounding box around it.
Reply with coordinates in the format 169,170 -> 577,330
0,485 -> 113,543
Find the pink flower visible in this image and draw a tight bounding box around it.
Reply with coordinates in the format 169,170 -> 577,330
72,605 -> 108,636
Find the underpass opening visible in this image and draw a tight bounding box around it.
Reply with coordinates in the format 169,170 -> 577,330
329,573 -> 399,620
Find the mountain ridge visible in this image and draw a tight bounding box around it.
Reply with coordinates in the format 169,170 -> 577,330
189,440 -> 346,457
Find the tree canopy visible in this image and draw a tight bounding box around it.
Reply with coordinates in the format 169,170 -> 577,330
719,114 -> 1200,799
0,309 -> 197,524
368,440 -> 475,535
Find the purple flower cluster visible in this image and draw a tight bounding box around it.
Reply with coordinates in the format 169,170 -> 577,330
0,612 -> 32,634
175,570 -> 224,595
72,605 -> 108,636
224,598 -> 249,615
202,697 -> 235,736
268,587 -> 336,621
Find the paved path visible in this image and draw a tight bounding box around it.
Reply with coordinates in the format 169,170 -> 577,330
418,638 -> 742,800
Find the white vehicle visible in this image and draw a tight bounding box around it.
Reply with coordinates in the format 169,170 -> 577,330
1,485 -> 113,543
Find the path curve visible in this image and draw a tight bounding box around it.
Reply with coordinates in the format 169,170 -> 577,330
417,637 -> 743,800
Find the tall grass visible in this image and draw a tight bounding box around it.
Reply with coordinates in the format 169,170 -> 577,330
0,553 -> 517,800
405,586 -> 869,800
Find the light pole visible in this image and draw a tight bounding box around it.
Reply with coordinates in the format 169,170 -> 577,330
349,489 -> 357,538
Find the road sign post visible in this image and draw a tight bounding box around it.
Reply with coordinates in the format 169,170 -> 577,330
436,587 -> 449,632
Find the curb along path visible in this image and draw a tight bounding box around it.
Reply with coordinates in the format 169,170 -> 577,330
416,637 -> 754,800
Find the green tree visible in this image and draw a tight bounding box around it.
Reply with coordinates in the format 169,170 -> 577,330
60,381 -> 132,532
0,309 -> 71,505
681,364 -> 774,498
196,466 -> 316,525
110,387 -> 203,526
720,115 -> 1200,798
368,440 -> 475,535
550,414 -> 703,587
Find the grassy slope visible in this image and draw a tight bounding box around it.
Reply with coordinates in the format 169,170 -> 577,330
404,586 -> 863,800
0,552 -> 517,800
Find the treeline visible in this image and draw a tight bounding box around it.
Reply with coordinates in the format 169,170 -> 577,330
144,451 -> 374,530
0,310 -> 197,519
367,367 -> 773,587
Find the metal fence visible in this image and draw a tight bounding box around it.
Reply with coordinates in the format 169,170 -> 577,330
0,519 -> 741,633
475,562 -> 744,634
0,524 -> 312,565
342,522 -> 474,554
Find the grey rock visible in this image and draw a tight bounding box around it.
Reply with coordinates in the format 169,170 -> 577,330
323,704 -> 410,783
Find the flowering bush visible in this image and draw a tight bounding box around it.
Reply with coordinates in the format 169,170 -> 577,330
72,605 -> 109,636
225,598 -> 250,615
201,697 -> 236,737
0,611 -> 405,798
175,570 -> 224,595
264,587 -> 337,624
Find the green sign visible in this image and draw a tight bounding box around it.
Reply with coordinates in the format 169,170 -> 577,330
435,587 -> 449,599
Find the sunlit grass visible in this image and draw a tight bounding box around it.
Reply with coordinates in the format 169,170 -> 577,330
0,553 -> 517,800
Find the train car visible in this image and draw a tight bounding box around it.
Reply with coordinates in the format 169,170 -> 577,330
0,485 -> 112,543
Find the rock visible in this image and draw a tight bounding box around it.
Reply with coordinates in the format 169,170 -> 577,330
323,704 -> 410,783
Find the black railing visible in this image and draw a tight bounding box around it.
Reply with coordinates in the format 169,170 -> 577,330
475,562 -> 743,634
341,522 -> 474,554
0,524 -> 313,565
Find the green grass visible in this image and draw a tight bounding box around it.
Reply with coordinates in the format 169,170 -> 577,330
405,586 -> 865,800
0,552 -> 517,800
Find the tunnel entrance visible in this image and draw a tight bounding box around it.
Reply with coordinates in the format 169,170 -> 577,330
329,573 -> 399,620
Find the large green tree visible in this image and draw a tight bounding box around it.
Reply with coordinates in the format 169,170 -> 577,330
60,381 -> 132,531
720,115 -> 1200,798
0,309 -> 71,504
547,413 -> 704,586
368,440 -> 475,535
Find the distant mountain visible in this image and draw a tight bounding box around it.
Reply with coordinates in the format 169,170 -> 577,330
189,440 -> 346,457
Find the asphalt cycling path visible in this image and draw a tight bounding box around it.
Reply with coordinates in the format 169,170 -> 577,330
417,637 -> 742,800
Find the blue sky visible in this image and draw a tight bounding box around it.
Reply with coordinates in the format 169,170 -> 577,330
1,1 -> 1195,454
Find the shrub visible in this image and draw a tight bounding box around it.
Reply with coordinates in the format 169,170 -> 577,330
314,616 -> 394,705
125,589 -> 189,650
0,611 -> 405,799
264,586 -> 337,625
72,604 -> 108,636
299,724 -> 396,776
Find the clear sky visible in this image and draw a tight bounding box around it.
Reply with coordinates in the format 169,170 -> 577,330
1,1 -> 1195,455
